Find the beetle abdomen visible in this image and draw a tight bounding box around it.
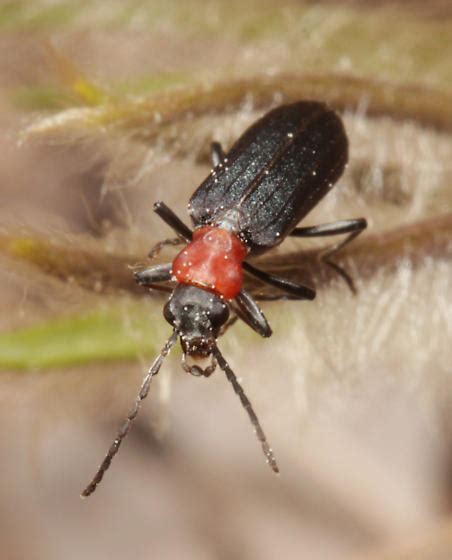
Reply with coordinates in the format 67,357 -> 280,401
189,102 -> 348,253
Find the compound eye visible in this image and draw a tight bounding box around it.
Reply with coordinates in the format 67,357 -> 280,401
163,301 -> 176,325
210,301 -> 230,329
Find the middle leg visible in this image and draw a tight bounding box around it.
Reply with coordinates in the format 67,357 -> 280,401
243,261 -> 316,300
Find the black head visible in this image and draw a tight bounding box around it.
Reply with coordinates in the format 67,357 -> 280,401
163,285 -> 230,376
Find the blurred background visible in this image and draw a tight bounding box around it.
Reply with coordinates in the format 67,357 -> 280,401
0,1 -> 451,558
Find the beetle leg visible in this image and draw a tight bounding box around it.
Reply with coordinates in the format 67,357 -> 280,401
140,284 -> 174,294
134,263 -> 173,287
148,237 -> 184,259
210,141 -> 226,167
252,293 -> 307,302
233,290 -> 272,337
291,218 -> 367,294
153,201 -> 193,241
291,218 -> 367,239
243,261 -> 316,300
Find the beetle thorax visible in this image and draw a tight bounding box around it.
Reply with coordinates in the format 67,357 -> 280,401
172,226 -> 247,299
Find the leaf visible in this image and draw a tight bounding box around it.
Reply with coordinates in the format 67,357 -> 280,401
0,304 -> 163,370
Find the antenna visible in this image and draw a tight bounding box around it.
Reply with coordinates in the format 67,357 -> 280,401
81,330 -> 178,497
212,346 -> 279,474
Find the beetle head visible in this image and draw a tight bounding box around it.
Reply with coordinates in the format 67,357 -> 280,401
163,285 -> 229,376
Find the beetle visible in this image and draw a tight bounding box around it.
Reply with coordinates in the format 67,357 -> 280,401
82,101 -> 367,497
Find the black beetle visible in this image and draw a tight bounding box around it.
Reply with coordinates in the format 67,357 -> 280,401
82,101 -> 366,496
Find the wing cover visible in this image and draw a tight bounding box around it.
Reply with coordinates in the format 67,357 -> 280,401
189,102 -> 348,252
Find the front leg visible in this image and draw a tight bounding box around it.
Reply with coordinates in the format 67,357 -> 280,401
134,263 -> 173,287
233,289 -> 272,337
